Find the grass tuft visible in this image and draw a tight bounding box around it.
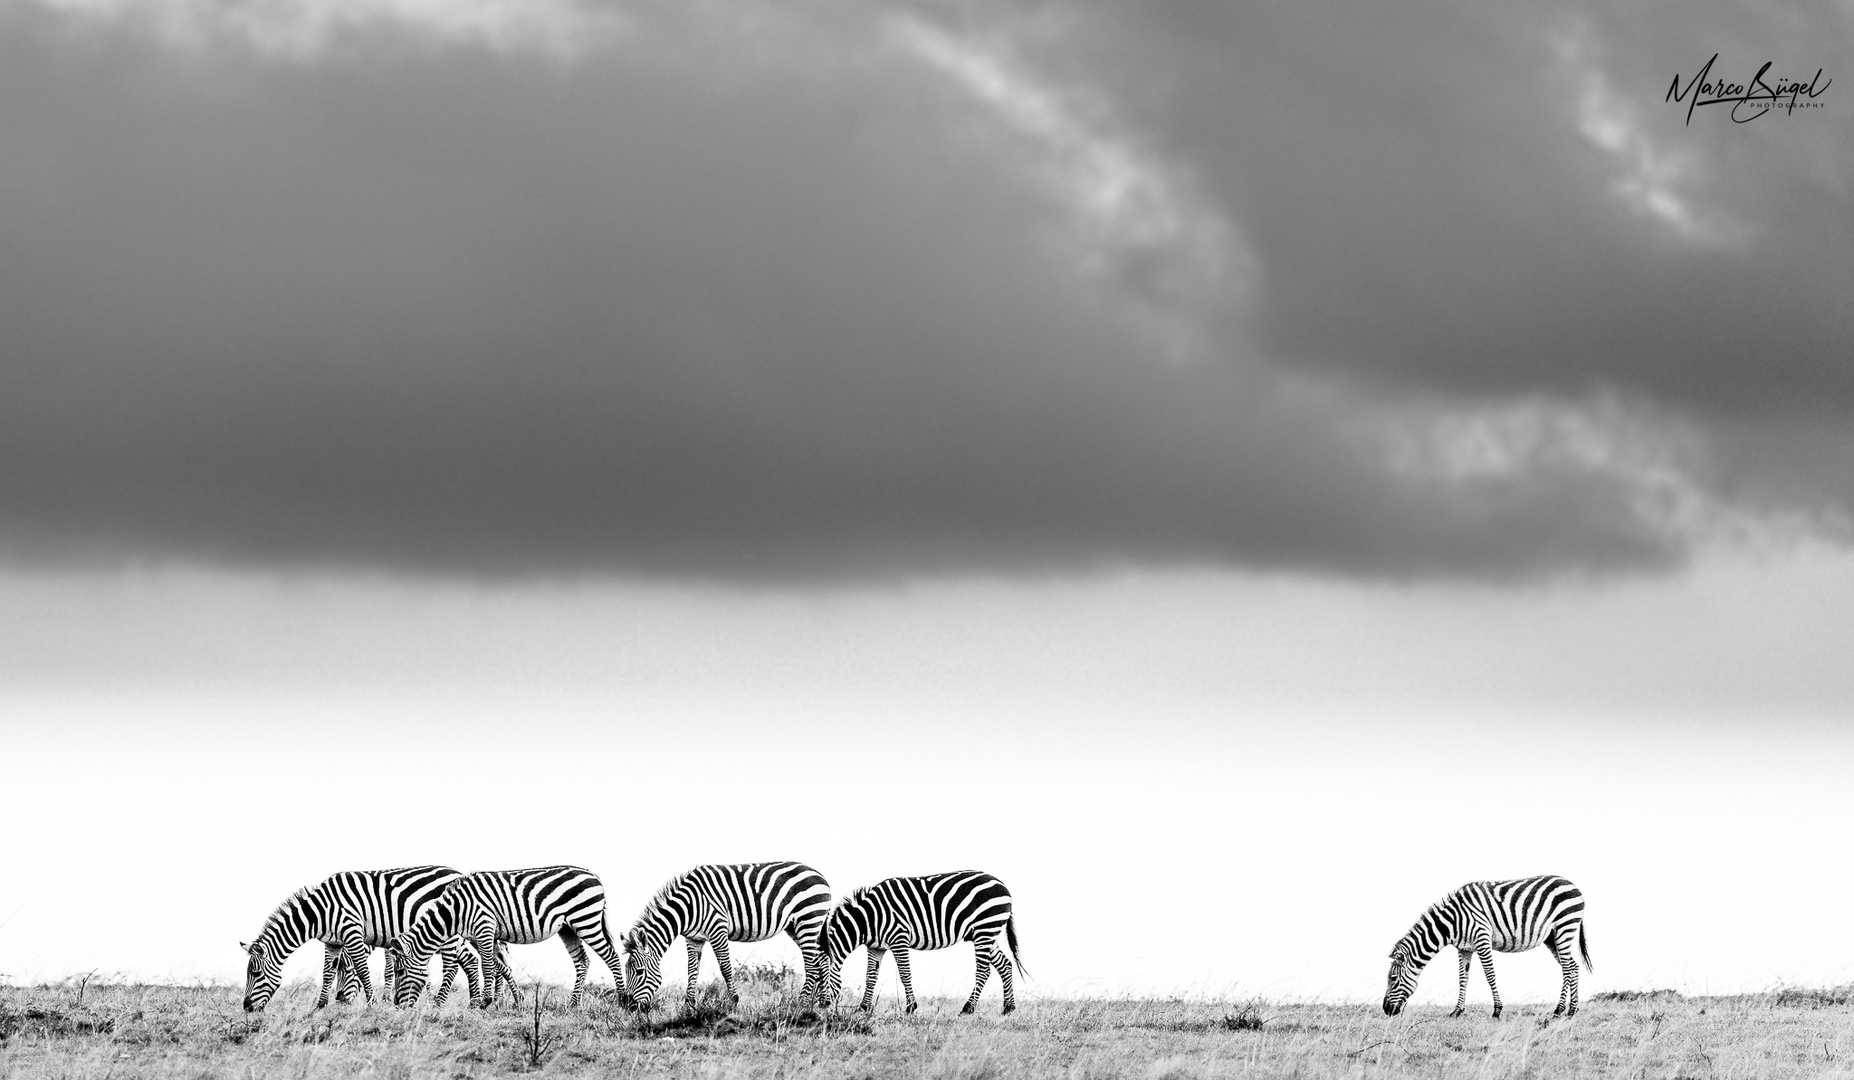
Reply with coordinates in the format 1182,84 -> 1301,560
1593,988 -> 1682,1002
1769,984 -> 1854,1008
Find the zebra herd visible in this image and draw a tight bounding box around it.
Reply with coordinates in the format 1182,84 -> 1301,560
243,865 -> 1589,1019
241,862 -> 1022,1016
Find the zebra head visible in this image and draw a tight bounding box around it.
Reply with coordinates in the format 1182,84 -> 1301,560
1383,943 -> 1424,1016
387,936 -> 430,1007
241,939 -> 284,1013
621,927 -> 665,1008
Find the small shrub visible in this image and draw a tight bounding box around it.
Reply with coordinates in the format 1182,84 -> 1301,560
1223,998 -> 1270,1031
517,984 -> 558,1070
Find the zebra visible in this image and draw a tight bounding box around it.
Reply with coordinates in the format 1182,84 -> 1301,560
1382,874 -> 1594,1019
817,870 -> 1024,1016
622,861 -> 832,1010
240,865 -> 513,1013
389,865 -> 626,1008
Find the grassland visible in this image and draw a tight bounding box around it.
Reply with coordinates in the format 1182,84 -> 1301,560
6,974 -> 1854,1079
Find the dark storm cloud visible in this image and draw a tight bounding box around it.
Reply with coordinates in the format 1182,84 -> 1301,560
0,1 -> 1846,579
1049,0 -> 1854,415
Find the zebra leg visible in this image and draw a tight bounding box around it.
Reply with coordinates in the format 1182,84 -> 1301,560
572,917 -> 623,1005
1449,947 -> 1471,1017
995,940 -> 1016,1015
559,928 -> 591,1008
860,947 -> 885,1012
711,935 -> 740,1006
1477,946 -> 1502,1019
432,944 -> 463,1007
383,950 -> 399,1005
500,945 -> 524,1007
684,937 -> 705,1009
337,951 -> 367,1004
338,937 -> 375,1006
790,925 -> 820,1005
893,945 -> 918,1015
1552,931 -> 1580,1017
318,944 -> 341,1008
471,927 -> 500,1008
961,943 -> 993,1015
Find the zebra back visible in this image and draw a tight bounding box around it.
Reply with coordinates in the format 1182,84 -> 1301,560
625,861 -> 831,953
1392,874 -> 1585,965
821,870 -> 1014,963
398,865 -> 609,963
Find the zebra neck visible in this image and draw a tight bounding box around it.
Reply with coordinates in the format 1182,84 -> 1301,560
259,891 -> 331,956
1404,905 -> 1460,965
404,899 -> 465,961
635,909 -> 682,952
636,880 -> 707,947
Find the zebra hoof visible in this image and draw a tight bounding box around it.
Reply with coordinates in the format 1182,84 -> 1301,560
905,1001 -> 918,1015
960,1003 -> 976,1015
1448,1008 -> 1463,1018
1002,1003 -> 1016,1016
1491,1010 -> 1503,1021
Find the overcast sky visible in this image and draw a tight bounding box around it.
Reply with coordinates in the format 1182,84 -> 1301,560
2,0 -> 1851,1003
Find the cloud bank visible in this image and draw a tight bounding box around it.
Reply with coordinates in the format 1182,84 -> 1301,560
0,0 -> 1848,579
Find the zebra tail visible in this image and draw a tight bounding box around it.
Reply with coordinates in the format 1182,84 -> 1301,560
1006,914 -> 1029,979
1579,922 -> 1594,973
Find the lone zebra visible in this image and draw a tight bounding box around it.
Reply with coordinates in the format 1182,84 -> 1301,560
1383,874 -> 1594,1019
622,861 -> 832,1010
818,870 -> 1024,1016
390,865 -> 626,1008
240,866 -> 511,1012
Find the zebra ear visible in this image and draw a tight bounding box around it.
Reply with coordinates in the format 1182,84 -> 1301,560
239,941 -> 250,951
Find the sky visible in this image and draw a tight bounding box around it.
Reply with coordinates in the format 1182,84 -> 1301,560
1,0 -> 1851,1006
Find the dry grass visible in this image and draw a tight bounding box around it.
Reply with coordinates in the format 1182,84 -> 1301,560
6,978 -> 1854,1079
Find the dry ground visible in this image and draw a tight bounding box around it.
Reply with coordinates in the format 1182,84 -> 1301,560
6,976 -> 1854,1079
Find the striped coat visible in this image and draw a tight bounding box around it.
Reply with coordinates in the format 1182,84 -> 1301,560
240,866 -> 497,1012
1383,874 -> 1593,1018
818,870 -> 1023,1015
390,865 -> 625,1008
622,861 -> 832,1009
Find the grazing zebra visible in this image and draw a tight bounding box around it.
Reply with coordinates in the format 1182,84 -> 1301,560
818,870 -> 1024,1016
240,865 -> 511,1013
622,861 -> 832,1010
1382,874 -> 1594,1019
389,865 -> 626,1008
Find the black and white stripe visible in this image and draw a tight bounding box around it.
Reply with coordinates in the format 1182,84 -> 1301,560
390,865 -> 625,1008
817,870 -> 1023,1016
1383,874 -> 1594,1018
621,861 -> 832,1009
240,865 -> 506,1012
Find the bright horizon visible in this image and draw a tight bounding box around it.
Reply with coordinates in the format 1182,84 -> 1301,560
8,549 -> 1854,1004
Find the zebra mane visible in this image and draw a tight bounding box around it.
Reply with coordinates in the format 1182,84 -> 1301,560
632,871 -> 695,934
1393,896 -> 1457,960
255,884 -> 319,946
